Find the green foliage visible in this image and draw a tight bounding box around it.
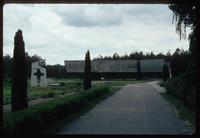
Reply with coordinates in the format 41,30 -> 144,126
168,2 -> 196,40
11,30 -> 28,112
160,92 -> 195,126
92,80 -> 150,88
158,81 -> 165,87
3,80 -> 83,105
84,50 -> 91,90
3,55 -> 13,79
3,86 -> 110,134
170,48 -> 191,77
46,64 -> 66,78
162,65 -> 170,82
165,68 -> 195,110
168,2 -> 196,60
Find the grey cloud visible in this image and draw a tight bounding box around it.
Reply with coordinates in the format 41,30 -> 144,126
3,4 -> 190,65
51,4 -> 122,27
51,4 -> 171,28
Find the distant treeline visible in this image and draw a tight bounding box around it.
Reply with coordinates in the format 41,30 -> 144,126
3,48 -> 191,79
3,52 -> 65,79
94,48 -> 191,77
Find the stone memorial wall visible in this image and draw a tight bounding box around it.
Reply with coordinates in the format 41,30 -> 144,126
140,59 -> 164,72
64,59 -> 165,73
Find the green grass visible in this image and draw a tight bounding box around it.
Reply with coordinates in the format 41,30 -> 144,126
3,79 -> 83,105
41,85 -> 121,134
92,79 -> 150,87
3,78 -> 153,134
3,85 -> 114,134
160,92 -> 195,127
3,78 -> 151,105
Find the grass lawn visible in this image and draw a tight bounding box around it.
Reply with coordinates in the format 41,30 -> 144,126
92,79 -> 153,87
3,78 -> 83,105
3,78 -> 158,134
3,78 -> 153,105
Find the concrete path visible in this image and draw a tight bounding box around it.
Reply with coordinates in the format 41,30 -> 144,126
58,82 -> 193,134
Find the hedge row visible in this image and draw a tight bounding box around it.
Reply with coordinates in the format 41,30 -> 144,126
3,86 -> 111,134
165,68 -> 196,110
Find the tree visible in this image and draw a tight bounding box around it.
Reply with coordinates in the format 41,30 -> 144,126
46,64 -> 66,78
163,65 -> 170,82
169,1 -> 196,57
3,55 -> 13,79
84,50 -> 91,90
11,30 -> 28,112
170,48 -> 190,77
113,52 -> 120,60
136,60 -> 141,80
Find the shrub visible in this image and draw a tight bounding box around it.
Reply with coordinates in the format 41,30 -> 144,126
3,86 -> 110,134
162,64 -> 170,82
165,68 -> 195,110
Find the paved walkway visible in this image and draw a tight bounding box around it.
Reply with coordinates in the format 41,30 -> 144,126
58,82 -> 193,134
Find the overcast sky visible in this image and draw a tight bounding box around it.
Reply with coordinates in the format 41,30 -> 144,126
3,4 -> 191,65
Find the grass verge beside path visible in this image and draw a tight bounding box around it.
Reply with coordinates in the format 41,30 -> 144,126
42,86 -> 121,134
3,85 -> 120,135
3,79 -> 83,105
160,91 -> 195,129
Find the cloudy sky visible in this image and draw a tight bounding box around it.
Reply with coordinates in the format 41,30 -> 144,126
3,4 -> 191,65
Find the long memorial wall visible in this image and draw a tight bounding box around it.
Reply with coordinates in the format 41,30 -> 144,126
64,59 -> 165,73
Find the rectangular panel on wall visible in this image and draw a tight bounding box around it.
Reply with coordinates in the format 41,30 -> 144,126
64,59 -> 165,73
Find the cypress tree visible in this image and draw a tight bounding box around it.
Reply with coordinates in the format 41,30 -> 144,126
84,50 -> 91,90
11,30 -> 28,112
136,60 -> 141,80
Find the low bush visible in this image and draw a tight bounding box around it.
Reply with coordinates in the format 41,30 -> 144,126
165,68 -> 195,110
158,81 -> 165,87
3,86 -> 111,134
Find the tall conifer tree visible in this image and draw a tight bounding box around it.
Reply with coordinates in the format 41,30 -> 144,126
11,30 -> 28,112
84,50 -> 91,90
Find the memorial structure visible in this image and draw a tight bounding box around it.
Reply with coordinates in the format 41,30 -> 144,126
64,59 -> 170,79
31,61 -> 47,86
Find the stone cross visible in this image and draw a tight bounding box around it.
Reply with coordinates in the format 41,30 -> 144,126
34,68 -> 44,86
31,61 -> 47,87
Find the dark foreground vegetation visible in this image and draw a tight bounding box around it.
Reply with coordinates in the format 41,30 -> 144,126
158,2 -> 196,129
3,85 -> 115,134
160,92 -> 195,127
